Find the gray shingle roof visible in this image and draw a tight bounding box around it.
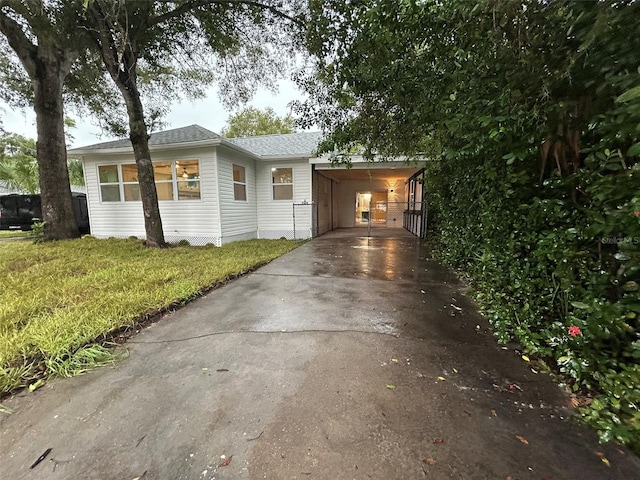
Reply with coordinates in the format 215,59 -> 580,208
226,131 -> 324,157
73,125 -> 221,151
71,125 -> 324,158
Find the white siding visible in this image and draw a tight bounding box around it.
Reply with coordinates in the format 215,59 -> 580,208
256,159 -> 313,239
216,147 -> 258,243
82,147 -> 222,245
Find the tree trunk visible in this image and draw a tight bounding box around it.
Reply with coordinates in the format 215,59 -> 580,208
32,51 -> 79,240
119,78 -> 166,248
0,12 -> 79,241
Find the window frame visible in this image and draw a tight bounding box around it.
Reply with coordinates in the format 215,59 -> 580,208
97,164 -> 122,203
271,166 -> 294,201
232,163 -> 247,202
174,159 -> 201,201
154,161 -> 175,201
121,163 -> 141,202
96,159 -> 202,203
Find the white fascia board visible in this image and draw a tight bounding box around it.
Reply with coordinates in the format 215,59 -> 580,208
258,154 -> 310,161
310,154 -> 429,166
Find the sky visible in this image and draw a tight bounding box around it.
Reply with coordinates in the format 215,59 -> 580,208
0,78 -> 305,149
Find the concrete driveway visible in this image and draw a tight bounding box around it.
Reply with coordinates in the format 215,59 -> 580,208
1,229 -> 638,479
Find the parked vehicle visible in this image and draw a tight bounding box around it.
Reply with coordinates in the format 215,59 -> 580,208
0,193 -> 90,233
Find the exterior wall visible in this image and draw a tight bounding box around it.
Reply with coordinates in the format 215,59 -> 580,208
256,158 -> 313,239
216,147 -> 258,243
82,147 -> 222,246
336,180 -> 406,228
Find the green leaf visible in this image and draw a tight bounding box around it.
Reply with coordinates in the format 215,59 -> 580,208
571,301 -> 590,309
626,142 -> 640,157
616,85 -> 640,103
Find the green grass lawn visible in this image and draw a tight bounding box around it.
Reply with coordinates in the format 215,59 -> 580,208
0,236 -> 301,395
0,230 -> 29,238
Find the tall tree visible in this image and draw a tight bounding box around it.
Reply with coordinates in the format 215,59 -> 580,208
222,106 -> 295,137
0,0 -> 84,239
82,0 -> 305,247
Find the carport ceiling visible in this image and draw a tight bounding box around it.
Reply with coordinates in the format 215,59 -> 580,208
315,167 -> 419,183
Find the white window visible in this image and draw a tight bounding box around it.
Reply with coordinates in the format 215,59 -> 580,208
154,161 -> 174,200
98,165 -> 121,202
271,167 -> 293,200
233,164 -> 247,201
97,160 -> 201,202
122,164 -> 140,201
175,160 -> 201,200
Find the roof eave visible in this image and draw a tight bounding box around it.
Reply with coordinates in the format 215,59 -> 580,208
258,153 -> 314,161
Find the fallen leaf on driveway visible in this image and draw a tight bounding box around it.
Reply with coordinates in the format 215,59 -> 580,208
438,376 -> 446,381
423,458 -> 436,465
522,355 -> 530,362
391,358 -> 398,363
595,451 -> 611,467
218,455 -> 233,467
420,289 -> 426,294
386,384 -> 396,389
433,438 -> 443,445
515,435 -> 529,445
491,409 -> 497,417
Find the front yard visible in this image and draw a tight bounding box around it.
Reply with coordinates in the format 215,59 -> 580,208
0,236 -> 300,396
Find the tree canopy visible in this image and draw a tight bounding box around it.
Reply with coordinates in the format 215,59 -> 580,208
222,106 -> 296,137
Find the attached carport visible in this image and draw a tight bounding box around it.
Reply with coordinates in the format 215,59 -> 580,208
310,158 -> 427,238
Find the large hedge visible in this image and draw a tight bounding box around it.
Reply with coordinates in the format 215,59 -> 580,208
301,0 -> 640,450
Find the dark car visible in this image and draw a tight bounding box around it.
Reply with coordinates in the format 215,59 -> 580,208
0,192 -> 90,233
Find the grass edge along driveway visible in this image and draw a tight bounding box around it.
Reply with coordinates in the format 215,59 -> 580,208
0,237 -> 301,396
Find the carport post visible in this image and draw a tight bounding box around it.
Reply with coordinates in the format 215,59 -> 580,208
293,204 -> 296,240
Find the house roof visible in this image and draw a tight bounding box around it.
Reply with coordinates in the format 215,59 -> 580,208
69,125 -> 324,158
226,131 -> 324,157
72,125 -> 221,151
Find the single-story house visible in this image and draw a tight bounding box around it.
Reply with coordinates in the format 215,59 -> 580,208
69,125 -> 427,245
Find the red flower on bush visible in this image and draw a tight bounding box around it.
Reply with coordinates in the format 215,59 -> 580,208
634,211 -> 640,217
568,326 -> 582,337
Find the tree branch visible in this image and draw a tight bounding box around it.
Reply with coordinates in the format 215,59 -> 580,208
149,0 -> 304,28
0,10 -> 38,77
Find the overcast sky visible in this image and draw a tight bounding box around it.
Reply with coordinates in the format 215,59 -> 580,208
1,78 -> 305,149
